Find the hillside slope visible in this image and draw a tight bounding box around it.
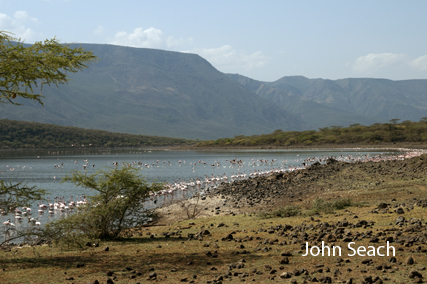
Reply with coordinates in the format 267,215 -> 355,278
0,44 -> 302,140
269,75 -> 427,123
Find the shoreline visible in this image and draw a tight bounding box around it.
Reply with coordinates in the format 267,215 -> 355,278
172,142 -> 427,151
153,148 -> 427,225
1,141 -> 426,153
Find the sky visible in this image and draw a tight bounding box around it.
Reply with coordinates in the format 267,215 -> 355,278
1,0 -> 427,82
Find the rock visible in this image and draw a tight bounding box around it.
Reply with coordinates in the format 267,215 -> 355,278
279,272 -> 292,279
319,276 -> 332,283
409,218 -> 421,226
395,207 -> 405,214
224,233 -> 233,240
377,203 -> 388,209
409,270 -> 423,278
395,216 -> 405,225
104,246 -> 110,251
361,259 -> 372,264
106,271 -> 114,276
281,251 -> 293,256
407,256 -> 415,265
279,257 -> 289,264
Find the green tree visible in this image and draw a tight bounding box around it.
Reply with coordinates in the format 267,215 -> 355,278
0,31 -> 97,105
0,30 -> 97,214
45,166 -> 163,243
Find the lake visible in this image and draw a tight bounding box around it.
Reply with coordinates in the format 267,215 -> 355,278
0,147 -> 402,241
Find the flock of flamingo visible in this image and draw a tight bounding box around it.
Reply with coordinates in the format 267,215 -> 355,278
2,195 -> 88,232
1,149 -> 425,237
151,150 -> 424,198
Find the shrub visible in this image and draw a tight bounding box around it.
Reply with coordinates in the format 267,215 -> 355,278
258,205 -> 301,219
310,198 -> 353,214
44,165 -> 162,246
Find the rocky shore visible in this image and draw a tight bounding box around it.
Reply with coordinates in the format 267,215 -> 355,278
156,152 -> 427,223
213,153 -> 427,210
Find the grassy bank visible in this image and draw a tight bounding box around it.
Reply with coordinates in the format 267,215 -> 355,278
195,120 -> 427,149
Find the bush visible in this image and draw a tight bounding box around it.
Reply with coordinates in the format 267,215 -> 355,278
258,205 -> 301,219
44,165 -> 163,246
310,198 -> 353,214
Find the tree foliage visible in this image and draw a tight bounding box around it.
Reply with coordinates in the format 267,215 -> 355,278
197,119 -> 427,147
0,180 -> 45,213
0,31 -> 97,105
0,119 -> 194,149
0,30 -> 96,231
45,166 -> 163,243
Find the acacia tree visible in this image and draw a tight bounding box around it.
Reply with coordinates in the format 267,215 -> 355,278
0,31 -> 97,105
45,166 -> 163,243
0,30 -> 97,214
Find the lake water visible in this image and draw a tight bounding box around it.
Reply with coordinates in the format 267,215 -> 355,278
0,147 -> 401,242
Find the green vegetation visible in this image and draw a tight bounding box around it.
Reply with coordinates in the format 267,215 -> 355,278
258,198 -> 356,219
197,118 -> 427,147
309,198 -> 354,214
44,166 -> 163,246
0,180 -> 45,214
1,30 -> 95,219
257,205 -> 302,219
0,31 -> 97,105
0,119 -> 194,149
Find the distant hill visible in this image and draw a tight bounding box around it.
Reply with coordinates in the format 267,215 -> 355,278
0,119 -> 193,149
0,44 -> 302,140
1,43 -> 426,140
228,74 -> 427,130
196,119 -> 427,148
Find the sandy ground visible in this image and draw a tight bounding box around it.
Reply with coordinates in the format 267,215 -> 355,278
153,194 -> 238,225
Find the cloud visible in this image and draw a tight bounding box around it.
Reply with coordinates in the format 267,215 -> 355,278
94,25 -> 105,36
410,55 -> 427,71
110,27 -> 266,72
191,45 -> 268,71
166,36 -> 193,49
0,11 -> 38,41
110,27 -> 192,49
353,53 -> 409,73
353,53 -> 427,74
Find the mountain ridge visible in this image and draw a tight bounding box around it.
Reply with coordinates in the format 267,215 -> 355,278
1,43 -> 426,139
1,44 -> 303,139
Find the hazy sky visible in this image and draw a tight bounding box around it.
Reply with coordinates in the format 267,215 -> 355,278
1,0 -> 427,82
